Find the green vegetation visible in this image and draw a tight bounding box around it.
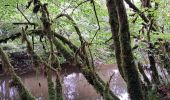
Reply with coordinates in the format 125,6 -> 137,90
0,0 -> 170,100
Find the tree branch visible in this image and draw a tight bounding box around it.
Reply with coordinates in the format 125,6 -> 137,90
55,14 -> 85,45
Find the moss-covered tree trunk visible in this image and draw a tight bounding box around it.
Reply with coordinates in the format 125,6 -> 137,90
116,0 -> 143,99
39,3 -> 64,99
106,0 -> 125,81
106,0 -> 144,99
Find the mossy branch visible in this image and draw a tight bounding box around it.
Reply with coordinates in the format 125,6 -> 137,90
52,37 -> 73,60
22,27 -> 64,100
0,47 -> 36,100
52,36 -> 119,100
47,71 -> 56,100
55,14 -> 85,45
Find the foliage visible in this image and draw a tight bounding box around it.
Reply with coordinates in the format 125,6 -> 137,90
0,0 -> 170,99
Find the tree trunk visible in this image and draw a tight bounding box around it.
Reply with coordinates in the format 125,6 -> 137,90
106,0 -> 125,81
107,0 -> 144,99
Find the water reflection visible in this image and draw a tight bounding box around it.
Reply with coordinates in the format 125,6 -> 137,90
0,64 -> 128,100
0,78 -> 20,100
63,73 -> 101,100
97,64 -> 128,100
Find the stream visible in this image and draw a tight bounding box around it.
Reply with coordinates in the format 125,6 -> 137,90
0,64 -> 128,100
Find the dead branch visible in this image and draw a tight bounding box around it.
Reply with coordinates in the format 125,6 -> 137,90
16,3 -> 32,24
90,0 -> 100,43
0,32 -> 21,43
13,22 -> 37,26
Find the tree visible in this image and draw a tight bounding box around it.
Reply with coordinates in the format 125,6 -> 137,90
106,0 -> 144,99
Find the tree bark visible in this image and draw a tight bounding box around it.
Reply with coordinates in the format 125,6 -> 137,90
114,0 -> 144,99
106,0 -> 126,81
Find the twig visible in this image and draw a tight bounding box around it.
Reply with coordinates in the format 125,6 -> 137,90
147,19 -> 154,42
71,0 -> 89,14
13,22 -> 37,26
55,13 -> 85,45
106,72 -> 115,89
16,3 -> 32,24
90,0 -> 101,43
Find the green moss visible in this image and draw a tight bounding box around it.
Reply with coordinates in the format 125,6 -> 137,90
48,52 -> 63,100
48,53 -> 60,69
55,78 -> 63,100
81,66 -> 119,100
52,37 -> 73,60
47,72 -> 56,100
12,74 -> 36,100
52,37 -> 119,99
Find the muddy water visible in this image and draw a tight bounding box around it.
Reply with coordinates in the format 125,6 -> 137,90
0,64 -> 128,100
